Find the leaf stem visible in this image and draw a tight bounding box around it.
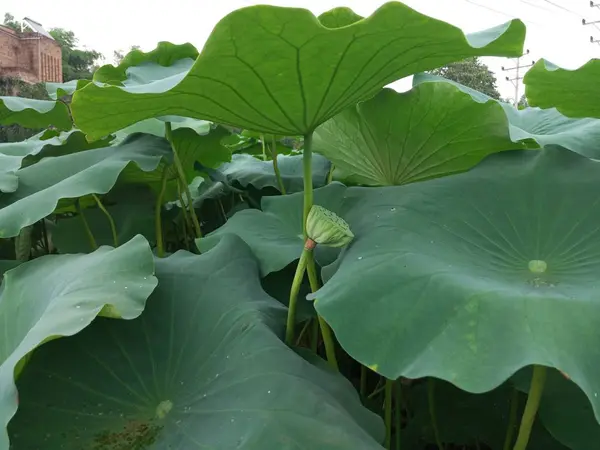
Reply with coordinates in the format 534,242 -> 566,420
327,163 -> 335,184
260,134 -> 268,161
310,318 -> 319,352
306,256 -> 338,370
178,180 -> 193,240
360,365 -> 368,398
271,135 -> 286,194
165,122 -> 202,238
302,132 -> 314,238
76,200 -> 97,251
503,386 -> 520,450
285,247 -> 311,345
92,194 -> 118,247
395,381 -> 402,450
428,378 -> 444,450
155,167 -> 169,258
513,365 -> 547,450
385,378 -> 394,450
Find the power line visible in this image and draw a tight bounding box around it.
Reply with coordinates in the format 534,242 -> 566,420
585,1 -> 600,43
540,0 -> 584,17
502,49 -> 536,105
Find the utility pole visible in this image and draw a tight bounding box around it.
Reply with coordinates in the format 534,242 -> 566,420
501,49 -> 535,106
584,1 -> 600,45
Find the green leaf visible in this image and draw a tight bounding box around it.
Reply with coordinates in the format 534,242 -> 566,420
93,42 -> 199,85
217,153 -> 330,193
308,147 -> 600,424
0,96 -> 71,130
512,368 -> 600,450
0,134 -> 171,238
8,236 -> 384,449
45,79 -> 91,100
314,85 -> 530,186
524,59 -> 600,119
0,235 -> 158,448
112,116 -> 212,144
404,379 -> 567,449
414,72 -> 600,158
52,187 -> 156,253
71,3 -> 525,138
197,183 -> 345,275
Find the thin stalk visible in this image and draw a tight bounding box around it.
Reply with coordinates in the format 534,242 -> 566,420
368,378 -> 385,400
92,194 -> 118,248
302,132 -> 314,238
271,136 -> 286,194
76,200 -> 97,250
40,219 -> 50,253
513,366 -> 547,450
327,163 -> 335,184
360,365 -> 368,398
310,318 -> 319,352
428,378 -> 444,450
385,379 -> 394,450
285,247 -> 311,345
155,167 -> 169,258
260,134 -> 267,161
306,256 -> 338,370
503,387 -> 520,450
178,181 -> 193,240
295,320 -> 312,346
217,198 -> 228,223
395,381 -> 402,450
165,122 -> 202,238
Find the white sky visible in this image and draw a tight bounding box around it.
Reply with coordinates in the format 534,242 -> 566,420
3,0 -> 599,101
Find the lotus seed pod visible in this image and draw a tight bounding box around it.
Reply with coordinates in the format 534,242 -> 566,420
306,205 -> 354,248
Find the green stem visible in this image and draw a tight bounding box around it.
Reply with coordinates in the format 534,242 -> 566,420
92,194 -> 118,248
40,219 -> 50,253
306,255 -> 338,370
385,379 -> 394,450
285,247 -> 311,345
76,200 -> 97,251
155,167 -> 169,258
368,378 -> 385,400
513,366 -> 547,450
360,365 -> 368,398
178,180 -> 193,240
395,381 -> 402,450
428,378 -> 444,450
165,122 -> 202,238
503,387 -> 520,450
295,319 -> 312,346
327,163 -> 335,185
302,132 -> 314,239
271,136 -> 286,194
310,318 -> 319,352
260,134 -> 267,161
217,198 -> 228,223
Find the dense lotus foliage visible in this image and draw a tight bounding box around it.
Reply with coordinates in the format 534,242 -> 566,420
1,2 -> 599,449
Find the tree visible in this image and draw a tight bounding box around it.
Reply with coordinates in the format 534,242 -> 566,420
518,94 -> 529,109
113,45 -> 141,65
429,57 -> 501,100
2,13 -> 20,32
49,28 -> 103,81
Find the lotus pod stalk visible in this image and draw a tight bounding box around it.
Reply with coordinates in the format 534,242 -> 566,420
285,205 -> 354,346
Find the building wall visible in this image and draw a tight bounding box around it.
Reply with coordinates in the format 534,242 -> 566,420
0,25 -> 62,84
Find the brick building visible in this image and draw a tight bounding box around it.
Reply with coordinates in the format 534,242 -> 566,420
0,18 -> 62,84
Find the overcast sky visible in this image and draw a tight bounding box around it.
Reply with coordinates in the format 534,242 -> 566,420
3,0 -> 599,100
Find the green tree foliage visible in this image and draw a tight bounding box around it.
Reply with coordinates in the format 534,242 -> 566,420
48,28 -> 102,81
113,45 -> 141,65
429,56 -> 501,100
2,13 -> 20,32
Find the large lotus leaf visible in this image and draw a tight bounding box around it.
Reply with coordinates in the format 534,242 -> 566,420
0,133 -> 171,238
414,72 -> 600,158
112,116 -> 212,144
45,79 -> 91,100
217,153 -> 330,193
71,3 -> 525,138
404,379 -> 567,449
0,96 -> 71,130
512,368 -> 600,450
93,41 -> 199,85
0,130 -> 113,193
7,235 -> 384,449
309,147 -> 600,425
313,85 -> 530,186
52,187 -> 156,253
0,235 -> 158,448
524,59 -> 600,119
198,183 -> 345,275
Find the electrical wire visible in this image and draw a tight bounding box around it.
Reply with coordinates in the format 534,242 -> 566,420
540,0 -> 584,18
